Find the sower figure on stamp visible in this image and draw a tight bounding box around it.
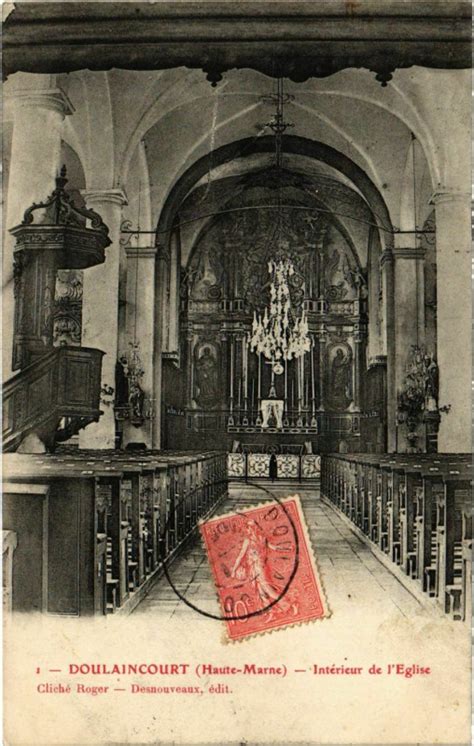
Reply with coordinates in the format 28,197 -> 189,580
230,518 -> 298,619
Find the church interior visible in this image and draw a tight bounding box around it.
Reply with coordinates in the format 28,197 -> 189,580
2,2 -> 471,628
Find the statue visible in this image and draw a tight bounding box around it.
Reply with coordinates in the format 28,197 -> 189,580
190,246 -> 221,300
116,344 -> 147,425
330,347 -> 352,409
129,378 -> 145,421
425,354 -> 439,406
344,264 -> 368,299
261,399 -> 284,429
195,347 -> 218,407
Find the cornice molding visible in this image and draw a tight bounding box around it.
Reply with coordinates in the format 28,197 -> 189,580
429,189 -> 471,206
81,189 -> 128,208
392,246 -> 426,260
125,246 -> 157,259
5,88 -> 75,117
379,250 -> 394,267
368,354 -> 387,369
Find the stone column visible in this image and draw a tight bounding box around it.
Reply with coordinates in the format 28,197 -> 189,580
392,245 -> 426,450
431,191 -> 471,452
151,247 -> 170,449
167,228 -> 181,355
122,246 -> 157,449
3,84 -> 74,379
351,323 -> 364,413
316,328 -> 327,413
380,250 -> 396,451
80,189 -> 128,449
393,245 -> 426,378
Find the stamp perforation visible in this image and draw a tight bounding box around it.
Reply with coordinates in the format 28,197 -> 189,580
199,492 -> 331,643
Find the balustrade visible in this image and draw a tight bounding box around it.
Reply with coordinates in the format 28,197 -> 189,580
321,453 -> 472,621
228,451 -> 321,481
2,449 -> 227,616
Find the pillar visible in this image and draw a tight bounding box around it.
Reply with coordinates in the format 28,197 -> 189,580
3,80 -> 74,379
151,247 -> 169,449
317,328 -> 327,413
351,323 -> 365,413
80,189 -> 128,449
393,245 -> 426,450
393,245 -> 426,377
122,246 -> 157,449
380,250 -> 396,451
166,228 -> 181,355
431,191 -> 471,452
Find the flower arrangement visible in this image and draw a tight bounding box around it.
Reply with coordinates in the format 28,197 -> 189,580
397,344 -> 443,449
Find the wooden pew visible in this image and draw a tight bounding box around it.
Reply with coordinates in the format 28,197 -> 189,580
366,462 -> 378,542
460,499 -> 472,622
434,468 -> 471,619
3,449 -> 228,616
3,457 -> 123,616
398,464 -> 423,577
321,452 -> 472,623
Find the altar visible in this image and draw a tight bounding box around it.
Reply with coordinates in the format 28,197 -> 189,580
227,451 -> 321,481
161,162 -> 368,455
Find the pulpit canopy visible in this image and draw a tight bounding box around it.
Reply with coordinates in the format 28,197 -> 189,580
10,166 -> 111,269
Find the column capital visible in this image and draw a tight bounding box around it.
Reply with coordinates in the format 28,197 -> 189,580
368,354 -> 387,369
6,88 -> 75,118
81,188 -> 128,208
392,246 -> 426,260
125,246 -> 157,259
429,189 -> 471,206
380,250 -> 394,267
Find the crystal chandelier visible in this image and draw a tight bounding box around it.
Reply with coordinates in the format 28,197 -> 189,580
249,257 -> 311,378
248,78 -> 311,391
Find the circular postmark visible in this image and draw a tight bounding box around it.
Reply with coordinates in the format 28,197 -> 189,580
159,480 -> 300,622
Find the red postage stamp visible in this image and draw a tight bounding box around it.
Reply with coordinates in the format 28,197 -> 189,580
199,494 -> 328,641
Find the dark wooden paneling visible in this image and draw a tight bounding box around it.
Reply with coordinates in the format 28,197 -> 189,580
47,480 -> 81,615
3,487 -> 48,613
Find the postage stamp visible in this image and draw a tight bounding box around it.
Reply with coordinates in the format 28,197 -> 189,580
199,494 -> 328,641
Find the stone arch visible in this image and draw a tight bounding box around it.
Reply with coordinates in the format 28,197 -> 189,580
183,181 -> 364,278
152,134 -> 394,447
155,135 -> 394,245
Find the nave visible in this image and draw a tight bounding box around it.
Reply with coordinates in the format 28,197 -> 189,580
135,485 -> 446,623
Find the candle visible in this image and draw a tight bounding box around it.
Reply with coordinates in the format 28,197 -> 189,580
242,337 -> 248,403
230,339 -> 234,400
258,354 -> 262,401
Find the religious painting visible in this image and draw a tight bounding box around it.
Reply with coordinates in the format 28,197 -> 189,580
326,342 -> 353,411
193,342 -> 219,409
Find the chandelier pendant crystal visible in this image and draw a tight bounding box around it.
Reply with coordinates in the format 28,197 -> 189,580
249,257 -> 311,380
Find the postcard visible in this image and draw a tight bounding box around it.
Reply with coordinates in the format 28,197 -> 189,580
2,2 -> 472,744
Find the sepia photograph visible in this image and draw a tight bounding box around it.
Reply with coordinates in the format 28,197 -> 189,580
2,1 -> 472,744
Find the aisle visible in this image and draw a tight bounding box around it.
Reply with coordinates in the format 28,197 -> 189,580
133,485 -> 435,620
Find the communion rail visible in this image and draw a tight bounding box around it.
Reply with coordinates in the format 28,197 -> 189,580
321,453 -> 472,621
3,450 -> 227,616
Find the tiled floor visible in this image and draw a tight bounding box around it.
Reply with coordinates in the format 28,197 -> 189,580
133,485 -> 431,620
